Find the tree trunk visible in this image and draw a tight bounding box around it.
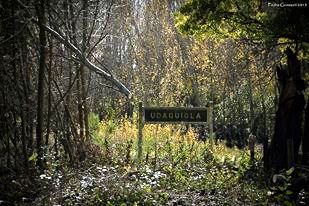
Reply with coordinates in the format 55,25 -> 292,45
268,48 -> 306,170
302,102 -> 309,165
45,4 -> 54,148
82,0 -> 90,145
35,0 -> 47,170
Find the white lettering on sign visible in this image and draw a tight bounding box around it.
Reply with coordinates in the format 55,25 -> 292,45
149,111 -> 202,120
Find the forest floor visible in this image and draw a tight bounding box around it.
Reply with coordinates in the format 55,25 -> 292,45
2,145 -> 309,205
2,159 -> 267,206
2,118 -> 309,205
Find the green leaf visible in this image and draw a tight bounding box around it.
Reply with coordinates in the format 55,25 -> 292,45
285,190 -> 293,195
279,186 -> 286,191
283,200 -> 293,206
28,152 -> 38,162
286,167 -> 294,176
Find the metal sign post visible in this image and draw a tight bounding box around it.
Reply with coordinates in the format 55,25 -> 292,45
137,102 -> 144,161
208,101 -> 214,146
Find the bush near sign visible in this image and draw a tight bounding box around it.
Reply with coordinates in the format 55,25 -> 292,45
143,107 -> 208,123
137,103 -> 212,161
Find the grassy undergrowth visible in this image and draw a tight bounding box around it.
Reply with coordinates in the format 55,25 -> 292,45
27,115 -> 270,205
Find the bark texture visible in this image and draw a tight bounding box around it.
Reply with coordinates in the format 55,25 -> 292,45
269,48 -> 306,170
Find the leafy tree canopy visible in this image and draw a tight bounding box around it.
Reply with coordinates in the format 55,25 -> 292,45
175,0 -> 309,47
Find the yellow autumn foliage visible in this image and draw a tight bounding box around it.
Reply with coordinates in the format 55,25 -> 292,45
93,116 -> 255,165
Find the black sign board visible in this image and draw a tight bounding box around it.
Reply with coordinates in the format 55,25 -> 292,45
143,107 -> 208,123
